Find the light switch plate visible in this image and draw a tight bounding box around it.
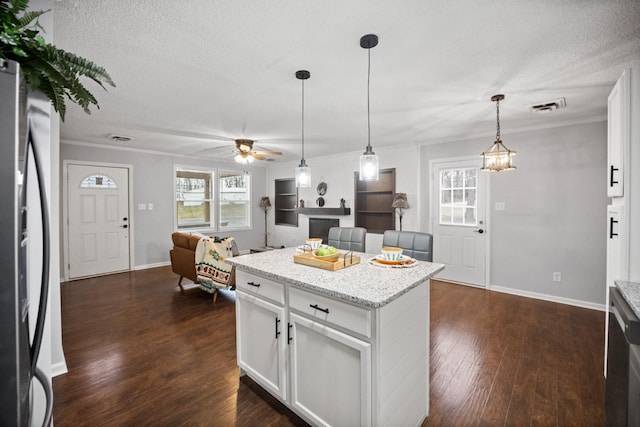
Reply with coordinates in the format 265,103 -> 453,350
147,203 -> 154,210
138,203 -> 146,210
495,202 -> 505,211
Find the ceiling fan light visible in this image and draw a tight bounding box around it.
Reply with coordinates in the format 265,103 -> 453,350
234,153 -> 254,165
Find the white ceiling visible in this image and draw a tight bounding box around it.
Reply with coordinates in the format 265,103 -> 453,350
53,0 -> 640,163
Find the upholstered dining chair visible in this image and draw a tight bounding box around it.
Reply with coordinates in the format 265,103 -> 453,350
382,230 -> 433,261
327,227 -> 367,252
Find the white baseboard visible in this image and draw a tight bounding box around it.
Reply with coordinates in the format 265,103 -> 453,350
489,285 -> 607,312
51,360 -> 68,377
133,261 -> 171,271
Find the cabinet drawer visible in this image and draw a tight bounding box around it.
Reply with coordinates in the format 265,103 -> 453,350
236,271 -> 285,305
289,287 -> 371,338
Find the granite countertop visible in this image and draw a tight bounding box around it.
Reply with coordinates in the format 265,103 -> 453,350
615,280 -> 640,318
227,247 -> 445,308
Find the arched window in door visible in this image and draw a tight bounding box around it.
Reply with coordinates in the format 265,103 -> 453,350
80,174 -> 118,189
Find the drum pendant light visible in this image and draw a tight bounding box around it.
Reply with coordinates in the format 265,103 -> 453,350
359,34 -> 379,181
295,70 -> 311,187
481,94 -> 516,172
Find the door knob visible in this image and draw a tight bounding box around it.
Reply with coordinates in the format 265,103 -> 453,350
474,229 -> 484,234
121,224 -> 128,229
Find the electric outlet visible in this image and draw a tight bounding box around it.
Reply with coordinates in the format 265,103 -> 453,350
147,203 -> 154,210
553,272 -> 562,282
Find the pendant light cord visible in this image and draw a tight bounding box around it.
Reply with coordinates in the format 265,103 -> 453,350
367,47 -> 371,149
301,78 -> 305,161
495,97 -> 501,141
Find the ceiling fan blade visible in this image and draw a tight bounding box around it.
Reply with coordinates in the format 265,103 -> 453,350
251,153 -> 266,160
253,151 -> 282,156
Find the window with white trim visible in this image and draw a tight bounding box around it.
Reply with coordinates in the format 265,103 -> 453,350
175,168 -> 214,230
439,167 -> 477,226
219,171 -> 251,230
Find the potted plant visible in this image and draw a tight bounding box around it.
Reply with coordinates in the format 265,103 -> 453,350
1,0 -> 114,120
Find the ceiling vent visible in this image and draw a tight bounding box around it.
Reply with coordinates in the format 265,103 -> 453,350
107,133 -> 133,142
530,97 -> 566,114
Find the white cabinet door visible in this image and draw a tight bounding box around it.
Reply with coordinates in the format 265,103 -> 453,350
607,69 -> 630,198
289,312 -> 371,427
606,205 -> 627,292
236,290 -> 287,400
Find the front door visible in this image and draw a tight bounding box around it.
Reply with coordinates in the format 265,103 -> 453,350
431,158 -> 488,287
67,164 -> 130,279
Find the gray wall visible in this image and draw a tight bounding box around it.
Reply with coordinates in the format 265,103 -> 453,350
60,143 -> 267,270
420,121 -> 608,306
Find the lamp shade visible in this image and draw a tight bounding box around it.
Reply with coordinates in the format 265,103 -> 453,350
391,193 -> 409,209
259,196 -> 271,209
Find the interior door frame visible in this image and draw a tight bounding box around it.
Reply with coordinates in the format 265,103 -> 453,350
428,155 -> 491,288
62,160 -> 135,282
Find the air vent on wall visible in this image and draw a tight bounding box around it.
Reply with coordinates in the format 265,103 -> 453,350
107,133 -> 133,142
530,97 -> 566,113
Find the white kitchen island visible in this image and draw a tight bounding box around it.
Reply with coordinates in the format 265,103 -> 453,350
226,248 -> 444,427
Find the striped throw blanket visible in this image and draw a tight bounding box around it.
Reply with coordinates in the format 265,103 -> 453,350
195,237 -> 235,292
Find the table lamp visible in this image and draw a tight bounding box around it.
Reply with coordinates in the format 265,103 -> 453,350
391,193 -> 409,231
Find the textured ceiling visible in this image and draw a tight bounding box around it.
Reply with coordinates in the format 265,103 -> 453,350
53,0 -> 640,163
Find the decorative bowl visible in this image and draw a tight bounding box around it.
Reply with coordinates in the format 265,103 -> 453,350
305,238 -> 322,250
381,246 -> 404,261
312,248 -> 341,262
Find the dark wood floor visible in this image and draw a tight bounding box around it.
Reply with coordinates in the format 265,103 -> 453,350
53,267 -> 605,426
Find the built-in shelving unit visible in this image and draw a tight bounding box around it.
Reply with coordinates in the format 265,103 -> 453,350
354,168 -> 395,234
275,178 -> 298,226
296,207 -> 351,216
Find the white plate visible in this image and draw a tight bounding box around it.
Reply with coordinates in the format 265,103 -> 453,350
369,255 -> 417,267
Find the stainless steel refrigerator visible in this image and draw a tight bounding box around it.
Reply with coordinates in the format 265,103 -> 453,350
0,60 -> 53,426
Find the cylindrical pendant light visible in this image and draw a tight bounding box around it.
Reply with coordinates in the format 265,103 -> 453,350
359,34 -> 379,181
295,70 -> 311,187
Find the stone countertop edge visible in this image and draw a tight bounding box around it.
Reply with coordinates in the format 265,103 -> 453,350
615,280 -> 640,319
227,247 -> 445,308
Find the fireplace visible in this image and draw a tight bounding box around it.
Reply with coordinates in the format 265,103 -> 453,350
308,218 -> 339,244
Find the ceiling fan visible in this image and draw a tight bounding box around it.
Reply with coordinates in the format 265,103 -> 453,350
234,139 -> 282,164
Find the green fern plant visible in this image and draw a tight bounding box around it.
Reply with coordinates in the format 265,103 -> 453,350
0,0 -> 115,120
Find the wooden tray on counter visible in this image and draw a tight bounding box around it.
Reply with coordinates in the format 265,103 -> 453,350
293,252 -> 360,271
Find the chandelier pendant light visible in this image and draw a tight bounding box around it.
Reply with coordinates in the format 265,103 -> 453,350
295,70 -> 311,187
481,94 -> 516,172
359,34 -> 380,181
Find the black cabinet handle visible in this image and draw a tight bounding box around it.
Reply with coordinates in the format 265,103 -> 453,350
275,318 -> 281,339
310,304 -> 330,314
121,224 -> 128,229
610,165 -> 619,187
610,216 -> 619,239
287,323 -> 292,344
247,281 -> 261,287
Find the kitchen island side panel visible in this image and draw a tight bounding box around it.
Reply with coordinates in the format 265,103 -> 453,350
377,280 -> 430,426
